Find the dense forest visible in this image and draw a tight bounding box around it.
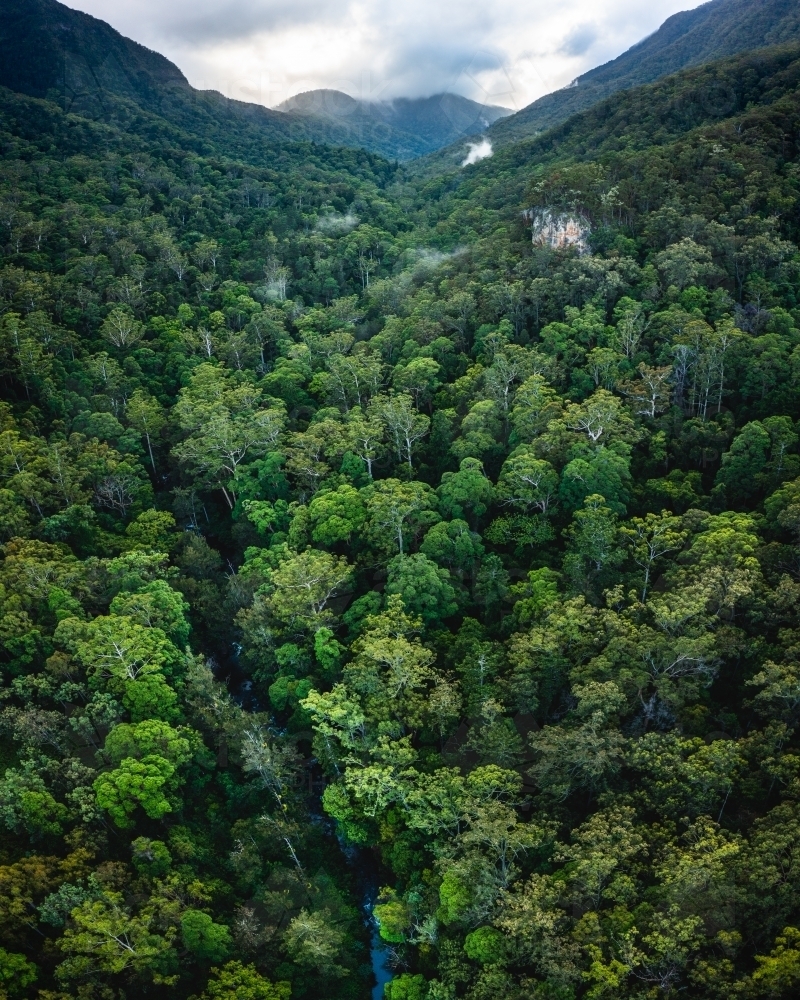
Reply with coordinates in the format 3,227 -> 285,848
2,24 -> 800,1000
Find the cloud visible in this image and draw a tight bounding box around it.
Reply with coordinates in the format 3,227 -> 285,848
462,139 -> 493,166
560,23 -> 599,57
63,0 -> 707,108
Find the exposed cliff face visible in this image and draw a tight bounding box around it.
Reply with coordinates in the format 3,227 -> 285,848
524,209 -> 591,254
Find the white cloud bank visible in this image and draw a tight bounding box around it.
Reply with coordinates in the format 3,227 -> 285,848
64,0 -> 707,111
462,139 -> 493,166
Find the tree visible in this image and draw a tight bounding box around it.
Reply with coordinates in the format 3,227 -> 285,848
437,457 -> 495,527
181,909 -> 232,963
384,973 -> 428,999
655,238 -> 717,291
321,351 -> 383,410
307,484 -> 366,545
497,448 -> 559,514
126,389 -> 165,472
529,716 -> 625,802
0,763 -> 67,837
199,961 -> 291,1000
420,519 -> 484,580
282,908 -> 348,978
621,511 -> 686,601
344,597 -> 437,731
262,549 -> 352,629
364,478 -> 439,555
54,614 -> 183,693
101,306 -> 144,348
563,495 -> 625,592
510,374 -> 562,444
393,357 -> 441,410
618,364 -> 673,419
385,553 -> 460,625
0,947 -> 37,995
464,926 -> 506,965
714,421 -> 771,506
344,410 -> 385,479
102,719 -> 195,769
374,393 -> 430,471
240,726 -> 302,814
747,927 -> 800,997
93,755 -> 177,827
58,891 -> 177,982
110,579 -> 191,647
452,400 -> 503,463
563,389 -> 637,447
172,364 -> 285,508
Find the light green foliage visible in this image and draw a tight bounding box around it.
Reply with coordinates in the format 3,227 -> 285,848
308,484 -> 366,545
374,891 -> 410,943
385,553 -> 460,625
93,755 -> 177,827
58,891 -> 177,982
2,29 -> 800,1000
0,947 -> 37,995
103,719 -> 195,768
421,519 -> 484,580
181,909 -> 232,962
199,961 -> 291,1000
563,494 -> 625,592
283,908 -> 348,978
173,364 -> 285,506
54,613 -> 183,689
497,448 -> 559,514
364,478 -> 440,555
452,399 -> 503,462
125,509 -> 176,551
261,548 -> 352,628
384,973 -> 428,1000
464,926 -> 506,964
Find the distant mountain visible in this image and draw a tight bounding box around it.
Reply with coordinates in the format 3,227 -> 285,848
0,0 -> 508,163
276,90 -> 511,160
0,0 -> 347,157
492,0 -> 800,146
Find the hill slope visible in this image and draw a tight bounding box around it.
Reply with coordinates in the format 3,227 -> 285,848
413,0 -> 800,174
277,90 -> 511,160
492,0 -> 800,146
3,13 -> 800,1000
0,0 -> 505,162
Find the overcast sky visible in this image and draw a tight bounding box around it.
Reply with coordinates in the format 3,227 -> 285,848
63,0 -> 706,110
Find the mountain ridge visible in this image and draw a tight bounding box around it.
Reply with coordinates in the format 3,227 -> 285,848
411,0 -> 800,174
493,0 -> 800,145
0,0 -> 510,162
276,89 -> 511,160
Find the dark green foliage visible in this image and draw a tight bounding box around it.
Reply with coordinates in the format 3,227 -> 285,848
3,14 -> 800,1000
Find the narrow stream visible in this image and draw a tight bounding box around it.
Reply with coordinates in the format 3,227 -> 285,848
340,841 -> 394,999
218,647 -> 394,998
364,879 -> 394,1000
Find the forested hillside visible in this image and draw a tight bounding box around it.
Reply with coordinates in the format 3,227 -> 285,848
276,92 -> 511,161
0,0 -> 498,163
1,23 -> 800,1000
416,0 -> 800,173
